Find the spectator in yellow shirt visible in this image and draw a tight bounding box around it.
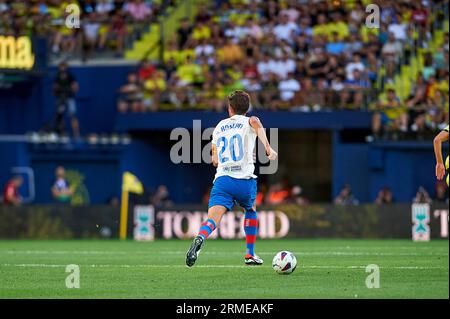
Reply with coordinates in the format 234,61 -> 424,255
312,14 -> 330,39
219,38 -> 244,64
192,21 -> 211,40
176,56 -> 202,85
328,12 -> 349,41
164,39 -> 181,65
143,71 -> 167,111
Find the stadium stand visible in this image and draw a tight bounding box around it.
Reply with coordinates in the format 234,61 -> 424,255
114,0 -> 448,141
0,0 -> 176,62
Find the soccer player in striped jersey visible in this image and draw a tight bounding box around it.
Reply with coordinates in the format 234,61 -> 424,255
434,125 -> 449,186
186,90 -> 278,267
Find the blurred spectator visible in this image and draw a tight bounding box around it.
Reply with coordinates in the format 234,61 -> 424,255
406,73 -> 427,107
137,59 -> 157,82
80,0 -> 96,14
151,185 -> 172,208
273,14 -> 298,42
289,185 -> 309,206
52,10 -> 77,57
194,4 -> 211,23
177,17 -> 193,49
266,182 -> 290,205
372,88 -> 405,138
108,11 -> 127,57
117,73 -> 144,112
81,13 -> 101,62
0,0 -> 9,13
345,54 -> 365,81
143,70 -> 166,111
124,0 -> 152,22
2,176 -> 23,206
434,181 -> 448,204
51,166 -> 74,203
375,187 -> 394,204
108,196 -> 120,208
124,0 -> 152,38
220,38 -> 244,64
334,184 -> 359,205
255,184 -> 267,206
340,69 -> 369,109
381,33 -> 403,81
53,62 -> 80,137
113,0 -> 447,126
413,186 -> 432,204
278,72 -> 301,105
387,13 -> 408,41
96,0 -> 115,17
326,31 -> 345,56
176,55 -> 202,85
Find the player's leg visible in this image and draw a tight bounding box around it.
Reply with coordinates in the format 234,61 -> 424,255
243,204 -> 263,265
186,205 -> 227,267
186,176 -> 233,267
197,205 -> 226,240
236,178 -> 263,265
244,206 -> 258,257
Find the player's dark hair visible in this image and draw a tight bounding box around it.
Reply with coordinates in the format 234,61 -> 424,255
228,90 -> 250,115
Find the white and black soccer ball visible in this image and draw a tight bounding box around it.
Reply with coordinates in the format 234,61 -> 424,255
272,251 -> 297,275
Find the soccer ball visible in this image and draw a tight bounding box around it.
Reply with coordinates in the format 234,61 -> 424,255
272,251 -> 297,275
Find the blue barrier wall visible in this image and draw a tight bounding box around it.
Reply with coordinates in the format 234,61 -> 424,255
332,140 -> 448,203
332,140 -> 370,202
30,145 -> 123,204
0,142 -> 31,200
368,142 -> 446,202
116,110 -> 372,131
0,137 -> 438,204
1,65 -> 447,204
0,142 -> 124,204
0,64 -> 135,134
119,136 -> 215,203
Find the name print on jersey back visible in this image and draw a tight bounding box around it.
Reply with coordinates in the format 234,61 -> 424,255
169,119 -> 278,175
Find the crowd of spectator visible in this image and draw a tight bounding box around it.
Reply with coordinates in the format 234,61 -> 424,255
116,0 -> 447,118
371,36 -> 449,139
0,0 -> 164,61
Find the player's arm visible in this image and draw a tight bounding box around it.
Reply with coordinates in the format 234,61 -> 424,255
249,116 -> 277,160
211,143 -> 218,167
433,129 -> 449,180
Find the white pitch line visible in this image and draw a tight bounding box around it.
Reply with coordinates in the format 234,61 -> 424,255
0,250 -> 447,256
0,263 -> 447,270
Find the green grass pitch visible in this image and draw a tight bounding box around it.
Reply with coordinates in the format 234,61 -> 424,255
0,239 -> 448,299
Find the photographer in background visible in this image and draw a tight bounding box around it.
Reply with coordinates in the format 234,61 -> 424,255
53,62 -> 80,138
